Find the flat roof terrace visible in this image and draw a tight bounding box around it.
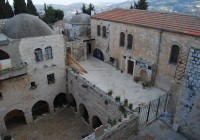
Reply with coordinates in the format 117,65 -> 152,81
79,57 -> 166,108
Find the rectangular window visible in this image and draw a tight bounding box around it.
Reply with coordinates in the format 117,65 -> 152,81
30,82 -> 37,89
45,47 -> 53,59
47,73 -> 55,84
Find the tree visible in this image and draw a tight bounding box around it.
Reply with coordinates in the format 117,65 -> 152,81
134,0 -> 148,10
130,4 -> 133,9
81,4 -> 87,14
5,0 -> 14,18
81,3 -> 94,15
55,9 -> 64,21
27,0 -> 38,16
13,0 -> 27,15
0,0 -> 6,19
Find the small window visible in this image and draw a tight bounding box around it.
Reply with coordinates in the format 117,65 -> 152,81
119,32 -> 125,47
34,48 -> 43,62
0,92 -> 2,100
127,34 -> 133,50
102,26 -> 106,38
110,57 -> 114,63
45,46 -> 53,59
97,25 -> 101,36
47,73 -> 55,84
169,45 -> 180,64
30,82 -> 37,89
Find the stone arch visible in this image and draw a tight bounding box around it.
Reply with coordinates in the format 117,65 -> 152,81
127,34 -> 133,50
102,26 -> 106,38
119,32 -> 125,47
92,115 -> 102,129
0,49 -> 10,60
140,69 -> 149,81
93,48 -> 104,61
32,100 -> 49,120
69,94 -> 77,112
79,103 -> 89,124
53,93 -> 68,108
4,109 -> 26,129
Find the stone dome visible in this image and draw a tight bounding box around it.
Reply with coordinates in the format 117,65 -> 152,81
70,13 -> 91,24
3,14 -> 54,39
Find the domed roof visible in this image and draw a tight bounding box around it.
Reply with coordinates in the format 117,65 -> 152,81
70,13 -> 91,24
3,14 -> 54,39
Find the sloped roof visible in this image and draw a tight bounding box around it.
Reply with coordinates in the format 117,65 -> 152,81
70,13 -> 91,24
3,14 -> 53,39
91,9 -> 200,37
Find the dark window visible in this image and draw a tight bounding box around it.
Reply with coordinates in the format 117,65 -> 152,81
0,92 -> 2,100
127,34 -> 133,50
97,25 -> 101,36
34,48 -> 43,62
30,82 -> 37,89
102,26 -> 106,38
110,57 -> 114,63
119,32 -> 125,47
0,49 -> 9,60
169,45 -> 180,64
45,46 -> 53,59
47,73 -> 55,84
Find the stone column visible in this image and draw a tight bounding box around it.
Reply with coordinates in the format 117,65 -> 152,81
49,105 -> 54,114
25,113 -> 33,124
0,121 -> 7,134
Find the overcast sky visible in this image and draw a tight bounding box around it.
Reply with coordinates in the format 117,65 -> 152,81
8,0 -> 127,5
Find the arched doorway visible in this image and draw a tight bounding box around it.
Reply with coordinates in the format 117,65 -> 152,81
140,69 -> 148,81
32,101 -> 49,120
92,116 -> 102,129
53,93 -> 67,108
79,103 -> 89,124
93,48 -> 104,61
4,110 -> 26,129
69,94 -> 77,112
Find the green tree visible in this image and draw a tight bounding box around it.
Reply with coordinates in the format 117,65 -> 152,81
0,0 -> 6,19
13,0 -> 27,15
134,0 -> 148,10
130,4 -> 133,9
5,0 -> 14,18
81,3 -> 87,14
27,0 -> 38,16
55,9 -> 64,20
87,3 -> 94,15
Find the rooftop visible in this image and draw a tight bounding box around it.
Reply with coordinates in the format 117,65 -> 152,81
79,57 -> 165,108
92,9 -> 200,37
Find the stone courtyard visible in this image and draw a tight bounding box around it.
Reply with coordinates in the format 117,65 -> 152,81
6,108 -> 93,140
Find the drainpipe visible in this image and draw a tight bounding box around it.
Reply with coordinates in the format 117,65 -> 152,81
152,30 -> 163,85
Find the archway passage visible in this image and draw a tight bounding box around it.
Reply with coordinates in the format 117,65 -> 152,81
79,104 -> 89,124
93,48 -> 104,61
32,101 -> 49,119
0,49 -> 10,60
92,116 -> 102,129
4,110 -> 26,129
69,94 -> 77,112
140,69 -> 148,81
54,93 -> 68,108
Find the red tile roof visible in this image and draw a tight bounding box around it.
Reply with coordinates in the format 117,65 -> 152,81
91,9 -> 200,37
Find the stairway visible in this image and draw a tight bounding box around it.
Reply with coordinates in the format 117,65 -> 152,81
174,50 -> 189,84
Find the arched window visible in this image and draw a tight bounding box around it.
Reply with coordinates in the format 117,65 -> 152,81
45,46 -> 53,59
102,26 -> 106,38
127,34 -> 133,50
97,25 -> 101,36
119,32 -> 125,47
0,49 -> 9,60
169,45 -> 180,64
34,48 -> 43,62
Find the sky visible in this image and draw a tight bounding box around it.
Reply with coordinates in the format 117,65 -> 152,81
8,0 -> 127,5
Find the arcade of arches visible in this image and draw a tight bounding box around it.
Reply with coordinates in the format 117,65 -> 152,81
79,103 -> 89,124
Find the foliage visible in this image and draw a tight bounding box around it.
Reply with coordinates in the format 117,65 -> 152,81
124,113 -> 127,118
130,4 -> 133,9
108,89 -> 112,96
124,99 -> 128,107
115,96 -> 121,102
27,0 -> 38,16
119,104 -> 126,114
5,0 -> 14,18
0,0 -> 6,19
107,118 -> 117,127
142,81 -> 152,89
128,103 -> 133,110
134,0 -> 149,10
4,135 -> 12,140
42,4 -> 64,24
13,0 -> 27,15
81,3 -> 94,15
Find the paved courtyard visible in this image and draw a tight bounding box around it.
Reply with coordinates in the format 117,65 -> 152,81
8,108 -> 93,140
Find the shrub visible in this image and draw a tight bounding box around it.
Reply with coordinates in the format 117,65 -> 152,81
124,113 -> 127,118
119,104 -> 126,114
115,96 -> 120,102
124,99 -> 128,107
108,89 -> 113,96
128,103 -> 133,110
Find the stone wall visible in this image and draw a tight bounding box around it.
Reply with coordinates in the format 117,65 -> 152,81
0,35 -> 66,133
0,19 -> 9,31
173,47 -> 200,139
67,70 -> 122,127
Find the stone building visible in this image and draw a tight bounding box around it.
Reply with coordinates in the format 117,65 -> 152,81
89,9 -> 200,139
0,14 -> 66,133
